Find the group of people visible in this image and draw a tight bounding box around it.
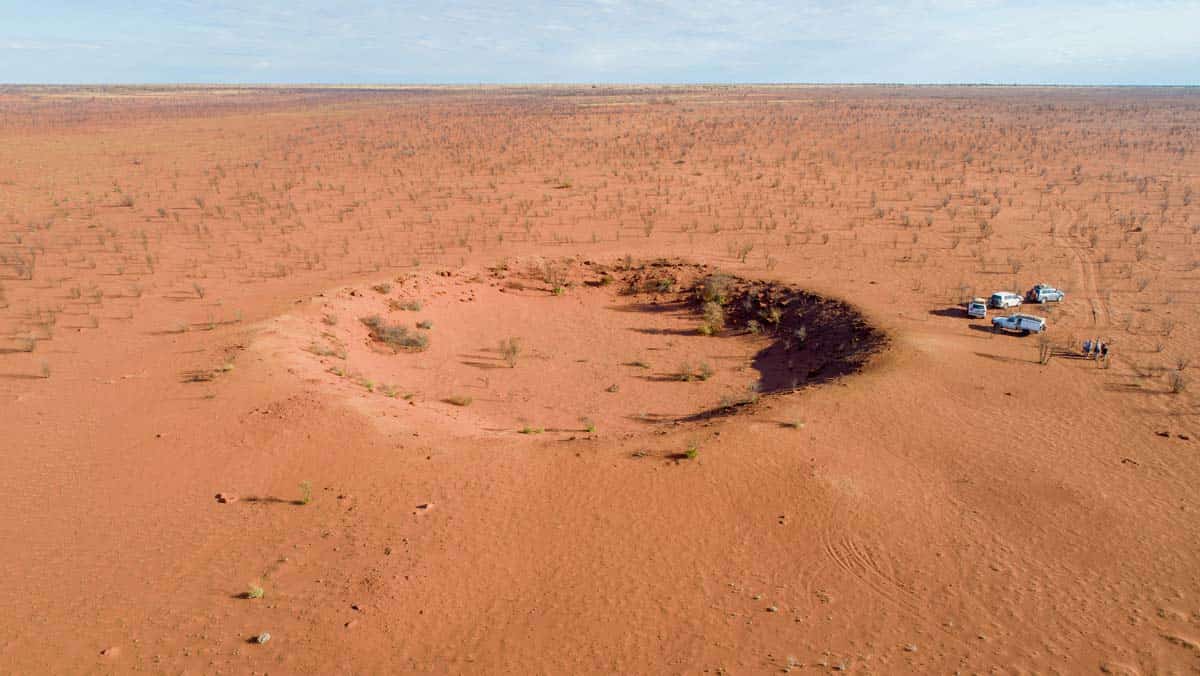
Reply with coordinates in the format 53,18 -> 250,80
1082,338 -> 1110,362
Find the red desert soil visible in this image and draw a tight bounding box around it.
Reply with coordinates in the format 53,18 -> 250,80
1,86 -> 1198,673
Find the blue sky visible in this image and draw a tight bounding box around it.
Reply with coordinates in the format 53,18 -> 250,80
1,1 -> 1198,84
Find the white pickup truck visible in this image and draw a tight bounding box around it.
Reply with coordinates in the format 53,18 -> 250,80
992,314 -> 1046,335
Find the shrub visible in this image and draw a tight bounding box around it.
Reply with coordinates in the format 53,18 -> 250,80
499,337 -> 522,367
519,426 -> 544,435
371,283 -> 392,294
699,302 -> 725,335
360,315 -> 429,351
298,481 -> 312,505
698,274 -> 733,305
1169,371 -> 1187,394
541,261 -> 567,295
760,306 -> 782,325
389,299 -> 422,311
246,584 -> 264,600
416,319 -> 433,330
677,361 -> 714,382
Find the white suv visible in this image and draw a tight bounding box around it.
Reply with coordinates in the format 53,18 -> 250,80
966,298 -> 988,318
989,291 -> 1022,309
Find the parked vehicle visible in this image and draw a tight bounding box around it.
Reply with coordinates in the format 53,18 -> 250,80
992,313 -> 1046,335
1026,284 -> 1065,303
966,298 -> 988,318
989,291 -> 1023,309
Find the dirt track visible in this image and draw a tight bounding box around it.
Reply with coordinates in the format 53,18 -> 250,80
1,86 -> 1198,673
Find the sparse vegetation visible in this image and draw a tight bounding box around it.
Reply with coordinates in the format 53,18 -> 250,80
360,315 -> 429,351
1168,371 -> 1187,394
699,302 -> 725,335
676,361 -> 715,382
499,337 -> 522,367
298,481 -> 313,505
390,299 -> 422,311
698,274 -> 733,305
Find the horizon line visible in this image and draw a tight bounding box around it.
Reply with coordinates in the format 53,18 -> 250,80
2,82 -> 1198,89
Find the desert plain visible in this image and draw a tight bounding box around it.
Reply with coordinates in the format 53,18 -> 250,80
1,85 -> 1198,674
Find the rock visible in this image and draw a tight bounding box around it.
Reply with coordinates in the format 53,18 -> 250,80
417,503 -> 433,510
255,632 -> 271,644
215,493 -> 238,504
766,606 -> 778,613
100,646 -> 120,658
903,644 -> 918,652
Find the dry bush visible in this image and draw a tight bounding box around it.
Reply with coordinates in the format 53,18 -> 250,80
698,274 -> 733,305
359,315 -> 428,351
699,302 -> 725,336
499,337 -> 522,367
1168,371 -> 1187,394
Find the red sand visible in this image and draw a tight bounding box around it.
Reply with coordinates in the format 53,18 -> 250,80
1,86 -> 1198,673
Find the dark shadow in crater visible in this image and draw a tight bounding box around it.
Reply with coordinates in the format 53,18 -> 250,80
609,262 -> 888,423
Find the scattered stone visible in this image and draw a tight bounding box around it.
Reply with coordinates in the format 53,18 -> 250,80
344,620 -> 359,629
417,503 -> 433,510
1156,431 -> 1171,438
903,644 -> 918,652
255,632 -> 271,645
766,606 -> 778,613
215,493 -> 238,504
100,646 -> 120,658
